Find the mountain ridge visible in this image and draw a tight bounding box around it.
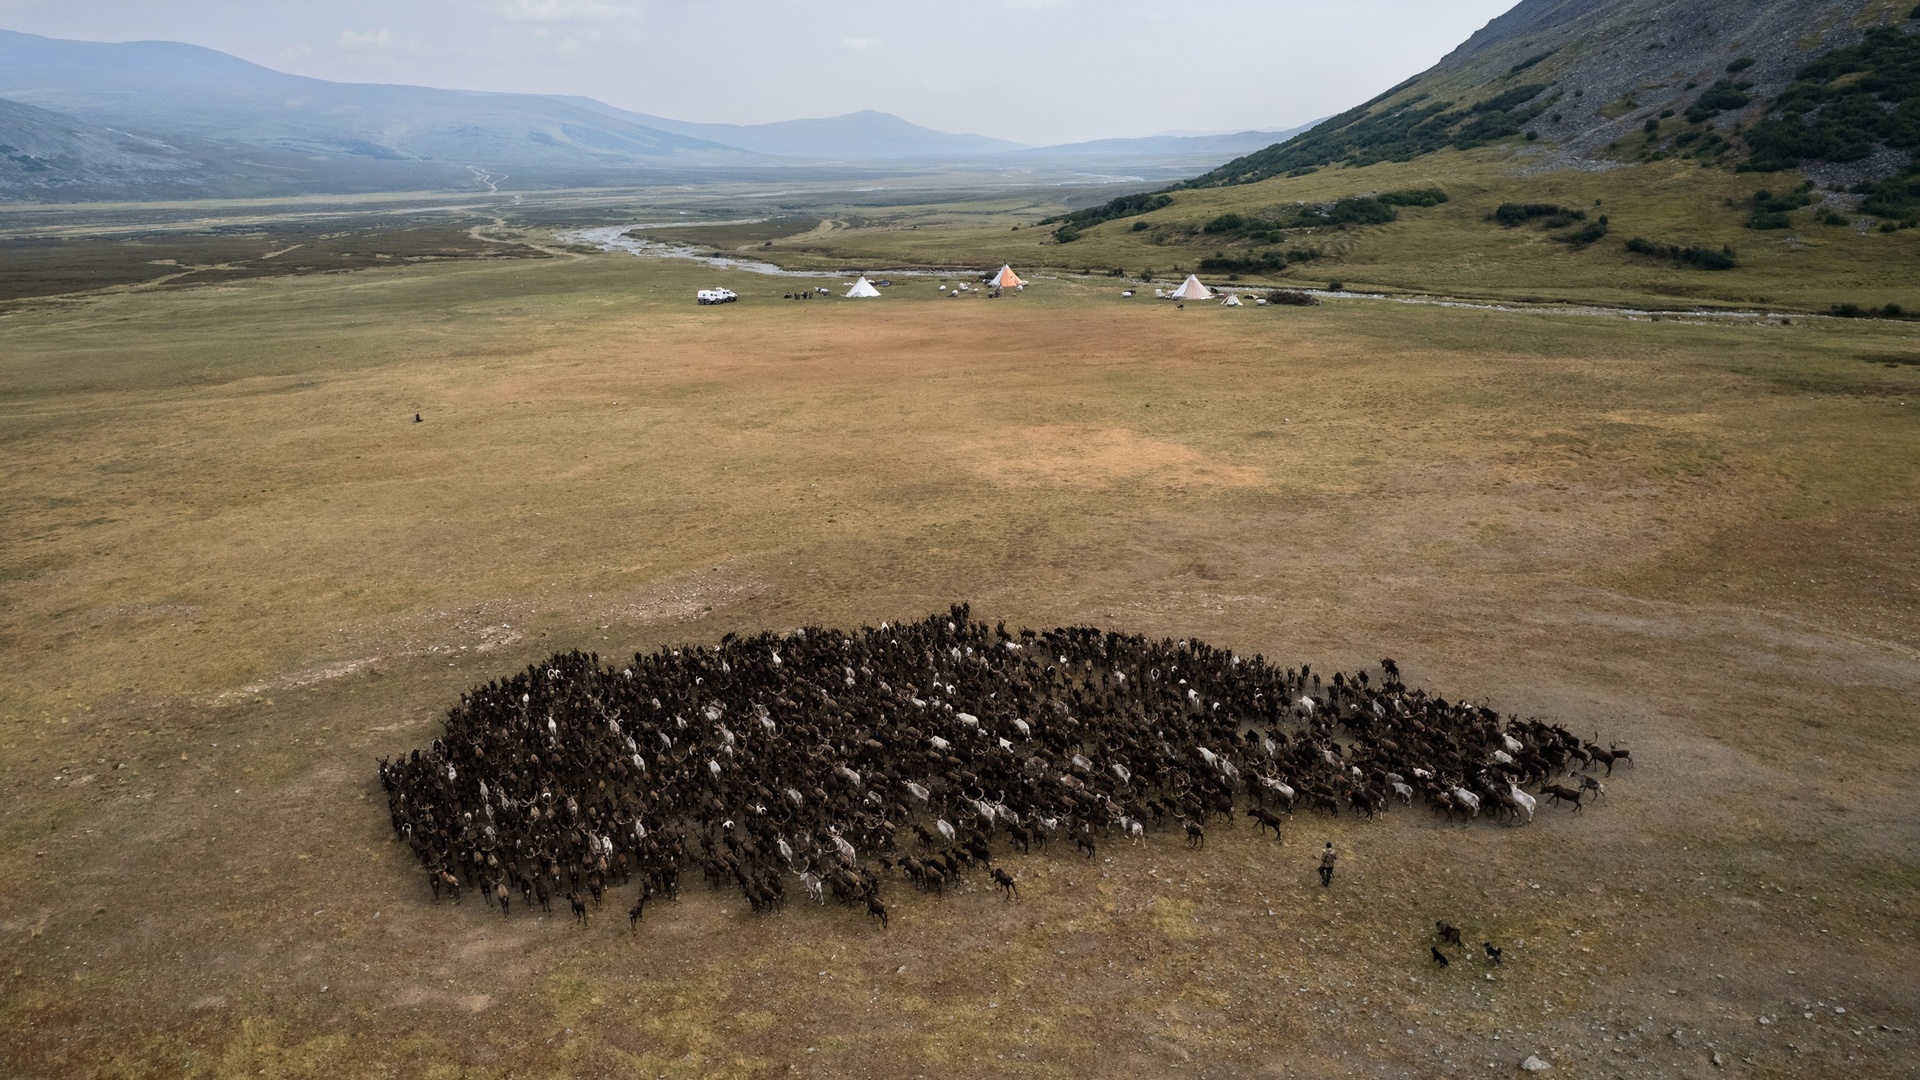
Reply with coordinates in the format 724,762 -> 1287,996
0,28 -> 1325,199
1180,0 -> 1916,190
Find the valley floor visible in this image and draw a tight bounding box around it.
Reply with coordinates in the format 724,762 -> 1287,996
1,247 -> 1916,1078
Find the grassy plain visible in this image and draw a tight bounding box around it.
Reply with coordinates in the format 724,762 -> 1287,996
1,239 -> 1918,1078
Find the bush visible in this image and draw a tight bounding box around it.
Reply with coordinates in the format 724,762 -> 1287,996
1327,196 -> 1397,225
1510,51 -> 1554,75
1560,220 -> 1610,246
1685,79 -> 1753,123
1377,187 -> 1449,207
1860,170 -> 1920,219
1740,27 -> 1920,172
1726,57 -> 1756,73
1266,289 -> 1320,306
1203,213 -> 1248,234
1493,202 -> 1570,226
1748,211 -> 1793,229
1132,220 -> 1150,232
1624,237 -> 1738,269
1326,281 -> 1344,291
1198,251 -> 1288,274
1824,211 -> 1849,225
1041,192 -> 1174,240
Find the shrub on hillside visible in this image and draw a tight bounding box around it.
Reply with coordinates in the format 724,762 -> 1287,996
1041,192 -> 1174,240
1326,196 -> 1398,225
1685,79 -> 1754,123
1746,186 -> 1813,229
1178,84 -> 1553,189
1740,27 -> 1920,173
1559,218 -> 1610,246
1377,187 -> 1449,207
1509,51 -> 1554,76
1624,237 -> 1738,269
1493,202 -> 1573,226
1199,251 -> 1287,274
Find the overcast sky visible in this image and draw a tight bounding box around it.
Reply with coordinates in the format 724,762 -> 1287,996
0,0 -> 1520,145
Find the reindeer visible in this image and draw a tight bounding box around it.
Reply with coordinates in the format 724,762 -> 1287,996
1541,783 -> 1585,812
991,868 -> 1019,901
1245,806 -> 1284,839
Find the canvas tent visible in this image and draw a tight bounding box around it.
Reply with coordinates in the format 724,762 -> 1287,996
1169,275 -> 1213,301
844,276 -> 881,298
1220,292 -> 1242,307
990,265 -> 1027,289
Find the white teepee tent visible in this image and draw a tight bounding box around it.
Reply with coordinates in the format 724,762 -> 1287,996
844,276 -> 881,298
1220,292 -> 1243,307
1170,274 -> 1213,301
990,265 -> 1027,288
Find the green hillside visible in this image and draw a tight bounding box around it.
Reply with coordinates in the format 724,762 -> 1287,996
756,0 -> 1920,315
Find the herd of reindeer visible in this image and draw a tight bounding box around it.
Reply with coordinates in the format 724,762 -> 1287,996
378,604 -> 1630,929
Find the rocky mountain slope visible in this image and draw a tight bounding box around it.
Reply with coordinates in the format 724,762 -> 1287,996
1182,0 -> 1916,189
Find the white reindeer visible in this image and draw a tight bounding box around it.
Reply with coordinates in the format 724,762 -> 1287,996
1450,787 -> 1481,818
1508,784 -> 1536,824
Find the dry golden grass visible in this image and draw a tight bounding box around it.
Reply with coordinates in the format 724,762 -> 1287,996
2,251 -> 1917,1078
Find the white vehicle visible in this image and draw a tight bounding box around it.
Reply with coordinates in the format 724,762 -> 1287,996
696,288 -> 738,305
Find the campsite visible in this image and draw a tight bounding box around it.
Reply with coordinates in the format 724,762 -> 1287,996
2,1 -> 1918,1078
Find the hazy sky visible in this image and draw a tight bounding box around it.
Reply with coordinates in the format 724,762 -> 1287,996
0,0 -> 1521,145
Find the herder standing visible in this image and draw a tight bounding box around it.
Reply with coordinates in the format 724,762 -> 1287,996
1318,841 -> 1338,887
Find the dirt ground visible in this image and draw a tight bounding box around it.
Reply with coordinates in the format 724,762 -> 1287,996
1,252 -> 1917,1079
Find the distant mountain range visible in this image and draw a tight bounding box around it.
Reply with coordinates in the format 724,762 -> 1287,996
0,29 -> 1311,199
